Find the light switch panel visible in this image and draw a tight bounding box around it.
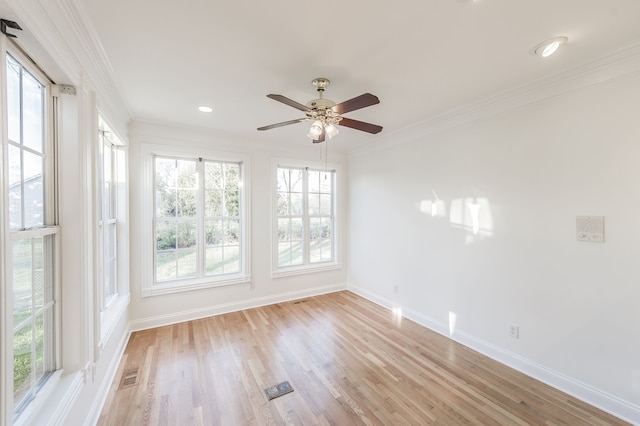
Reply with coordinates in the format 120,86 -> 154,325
576,216 -> 604,242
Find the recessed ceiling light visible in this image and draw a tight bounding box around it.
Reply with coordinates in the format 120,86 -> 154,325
198,105 -> 213,113
530,36 -> 568,58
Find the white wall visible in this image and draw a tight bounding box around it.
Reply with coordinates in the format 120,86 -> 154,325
127,122 -> 348,330
348,70 -> 640,422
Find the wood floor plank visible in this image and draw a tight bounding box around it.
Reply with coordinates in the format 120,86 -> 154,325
97,291 -> 629,425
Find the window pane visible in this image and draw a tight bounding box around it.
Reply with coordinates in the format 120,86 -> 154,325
7,55 -> 20,143
204,186 -> 222,217
177,189 -> 196,217
310,238 -> 333,264
9,144 -> 22,230
277,193 -> 289,216
310,239 -> 322,263
33,237 -> 44,310
225,219 -> 239,245
278,218 -> 290,242
13,324 -> 32,406
308,171 -> 320,193
291,218 -> 303,240
156,220 -> 176,250
319,194 -> 332,216
105,223 -> 117,300
23,69 -> 44,153
224,245 -> 240,273
205,247 -> 223,275
319,172 -> 332,193
223,163 -> 240,217
176,159 -> 197,189
276,168 -> 288,192
156,188 -> 176,218
176,250 -> 197,279
156,251 -> 177,281
205,219 -> 223,246
177,220 -> 196,249
290,169 -> 303,192
290,193 -> 303,215
308,194 -> 320,215
278,242 -> 291,267
290,241 -> 303,265
155,158 -> 177,188
102,144 -> 113,219
205,162 -> 222,190
35,314 -> 45,380
310,218 -> 322,240
23,150 -> 44,228
13,239 -> 33,326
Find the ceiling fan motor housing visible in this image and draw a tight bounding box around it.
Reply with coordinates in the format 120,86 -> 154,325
306,98 -> 336,110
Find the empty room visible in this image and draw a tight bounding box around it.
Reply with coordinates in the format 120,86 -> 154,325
1,0 -> 639,425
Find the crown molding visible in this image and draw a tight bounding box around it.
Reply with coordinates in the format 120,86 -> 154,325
5,0 -> 131,137
350,40 -> 640,158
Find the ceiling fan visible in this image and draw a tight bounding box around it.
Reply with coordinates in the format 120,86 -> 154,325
257,78 -> 383,143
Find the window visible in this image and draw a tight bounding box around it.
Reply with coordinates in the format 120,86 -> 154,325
96,117 -> 128,345
142,145 -> 250,296
274,160 -> 340,277
4,51 -> 59,416
98,127 -> 118,308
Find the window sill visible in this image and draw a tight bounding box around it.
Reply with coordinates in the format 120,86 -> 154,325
14,369 -> 83,426
142,275 -> 251,297
99,293 -> 130,352
272,262 -> 342,279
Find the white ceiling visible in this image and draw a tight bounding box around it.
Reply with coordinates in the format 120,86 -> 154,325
75,0 -> 640,149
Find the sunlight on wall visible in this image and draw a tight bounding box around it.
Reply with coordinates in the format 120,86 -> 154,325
449,311 -> 457,336
419,191 -> 447,218
449,197 -> 494,240
420,194 -> 494,243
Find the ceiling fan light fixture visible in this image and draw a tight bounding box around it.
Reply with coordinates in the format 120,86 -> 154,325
531,36 -> 568,58
325,123 -> 339,139
307,120 -> 323,139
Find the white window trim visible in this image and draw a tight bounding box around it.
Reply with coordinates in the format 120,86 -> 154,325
140,143 -> 251,297
271,157 -> 343,278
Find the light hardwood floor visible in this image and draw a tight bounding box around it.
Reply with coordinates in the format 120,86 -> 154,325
98,291 -> 628,425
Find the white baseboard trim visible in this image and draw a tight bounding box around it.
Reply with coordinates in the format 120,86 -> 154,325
83,323 -> 132,426
347,284 -> 640,425
129,283 -> 348,332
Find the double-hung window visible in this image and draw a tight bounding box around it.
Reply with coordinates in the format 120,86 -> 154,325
274,160 -> 340,277
4,49 -> 59,418
96,117 -> 127,345
142,145 -> 250,296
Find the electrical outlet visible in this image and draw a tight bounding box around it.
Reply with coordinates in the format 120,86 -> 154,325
393,284 -> 399,294
507,322 -> 519,339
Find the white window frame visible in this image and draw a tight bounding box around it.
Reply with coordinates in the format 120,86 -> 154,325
271,157 -> 342,278
1,44 -> 61,423
94,115 -> 128,351
140,143 -> 251,297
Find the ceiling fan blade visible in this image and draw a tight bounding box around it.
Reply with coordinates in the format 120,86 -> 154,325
257,117 -> 309,131
267,94 -> 311,112
332,93 -> 380,114
339,117 -> 383,134
313,128 -> 326,143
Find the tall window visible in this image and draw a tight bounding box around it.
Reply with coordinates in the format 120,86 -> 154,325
5,51 -> 58,415
147,149 -> 249,295
97,122 -> 125,313
275,165 -> 336,272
